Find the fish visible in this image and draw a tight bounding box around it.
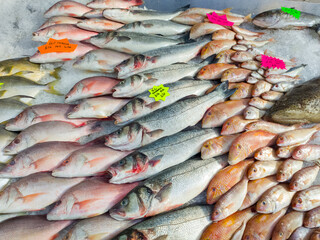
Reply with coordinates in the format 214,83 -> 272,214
67,97 -> 130,119
118,19 -> 191,36
190,23 -> 226,39
272,82 -> 295,92
229,82 -> 253,100
30,41 -> 98,63
105,82 -> 234,150
221,68 -> 252,82
289,227 -> 315,240
247,160 -> 282,180
253,9 -> 320,29
277,159 -> 304,182
305,206 -> 320,228
278,64 -> 307,78
238,39 -> 274,47
272,211 -> 305,240
112,80 -> 215,125
241,60 -> 261,71
0,216 -> 71,240
292,185 -> 320,211
197,63 -> 237,80
221,115 -> 257,135
232,44 -> 248,51
244,106 -> 266,120
277,126 -> 320,147
3,121 -> 102,155
231,51 -> 255,62
0,142 -> 86,178
201,40 -> 237,59
0,173 -> 84,213
212,177 -> 249,221
206,159 -> 253,204
212,29 -> 236,40
0,97 -> 29,124
215,49 -> 237,63
310,228 -> 320,240
293,144 -> 320,161
242,208 -> 287,240
200,207 -> 256,240
264,64 -> 298,77
0,127 -> 16,164
204,13 -> 250,26
231,25 -> 265,36
114,205 -> 212,240
261,91 -> 284,101
47,178 -> 138,220
76,18 -> 124,32
87,31 -> 183,54
0,57 -> 60,82
240,176 -> 278,210
252,80 -> 272,97
83,8 -> 103,18
251,71 -> 264,80
177,7 -> 245,18
103,5 -> 190,24
266,74 -> 300,84
289,165 -> 320,191
44,0 -> 92,18
249,97 -> 274,110
276,142 -> 308,159
106,128 -> 219,184
254,146 -> 280,161
201,134 -> 240,160
235,34 -> 259,41
256,184 -> 296,214
228,130 -> 277,165
65,76 -> 120,103
38,16 -> 81,30
202,99 -> 250,128
87,0 -> 143,9
52,145 -> 132,178
5,103 -> 93,131
109,156 -> 228,220
172,13 -> 206,25
116,38 -> 210,79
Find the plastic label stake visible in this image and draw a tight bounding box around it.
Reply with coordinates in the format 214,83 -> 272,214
281,7 -> 301,19
149,84 -> 170,101
261,54 -> 286,70
207,12 -> 234,26
38,38 -> 77,54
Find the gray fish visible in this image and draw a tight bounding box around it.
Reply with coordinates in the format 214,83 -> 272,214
106,128 -> 219,184
109,156 -> 228,220
113,205 -> 213,240
289,226 -> 314,240
0,97 -> 29,124
105,82 -> 235,151
112,80 -> 216,125
253,9 -> 320,29
117,19 -> 191,36
266,77 -> 320,124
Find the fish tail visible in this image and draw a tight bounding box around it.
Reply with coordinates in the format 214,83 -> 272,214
45,80 -> 63,96
244,14 -> 252,22
215,81 -> 236,97
178,4 -> 191,12
50,67 -> 62,80
223,7 -> 232,14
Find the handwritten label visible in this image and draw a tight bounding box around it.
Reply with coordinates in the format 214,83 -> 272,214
0,83 -> 3,89
149,84 -> 170,101
261,55 -> 286,70
207,12 -> 234,26
281,7 -> 301,19
38,38 -> 77,54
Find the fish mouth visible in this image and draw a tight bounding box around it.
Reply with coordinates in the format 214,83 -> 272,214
105,168 -> 117,180
109,208 -> 127,220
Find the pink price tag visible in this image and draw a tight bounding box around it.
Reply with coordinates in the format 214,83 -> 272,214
207,12 -> 234,26
261,54 -> 286,70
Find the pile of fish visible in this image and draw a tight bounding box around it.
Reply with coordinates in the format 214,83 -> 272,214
1,0 -> 320,239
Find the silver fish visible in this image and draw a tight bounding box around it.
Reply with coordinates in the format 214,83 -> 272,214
0,97 -> 29,124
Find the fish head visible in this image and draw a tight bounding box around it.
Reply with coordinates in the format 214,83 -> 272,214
113,98 -> 144,125
254,147 -> 272,160
67,102 -> 91,119
62,226 -> 88,240
253,10 -> 282,28
73,51 -> 97,70
277,166 -> 289,182
3,134 -> 28,155
292,194 -> 308,210
47,194 -> 77,221
201,139 -> 221,159
289,179 -> 303,192
32,27 -> 56,42
221,117 -> 240,135
196,65 -> 210,79
292,145 -> 311,160
256,197 -> 275,213
109,186 -> 154,220
229,143 -> 248,165
112,75 -> 145,97
65,82 -> 85,103
212,208 -> 224,221
0,156 -> 26,177
103,9 -> 129,20
276,134 -> 292,146
247,165 -> 262,180
244,121 -> 259,131
116,55 -> 149,79
6,108 -> 37,131
115,230 -> 147,240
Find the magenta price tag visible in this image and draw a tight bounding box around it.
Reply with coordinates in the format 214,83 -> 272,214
261,54 -> 286,70
207,12 -> 234,26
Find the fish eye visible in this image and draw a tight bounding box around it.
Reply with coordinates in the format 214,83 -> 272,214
279,232 -> 283,237
119,159 -> 126,166
212,187 -> 216,192
262,201 -> 266,205
237,145 -> 242,149
297,198 -> 302,204
14,138 -> 20,144
121,198 -> 129,206
253,168 -> 257,172
9,160 -> 15,165
226,122 -> 230,126
56,200 -> 62,206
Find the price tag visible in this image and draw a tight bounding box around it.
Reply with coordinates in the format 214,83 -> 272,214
149,84 -> 170,102
261,54 -> 286,70
281,7 -> 301,19
38,38 -> 77,54
207,12 -> 234,26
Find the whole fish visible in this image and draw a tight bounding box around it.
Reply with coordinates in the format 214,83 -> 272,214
67,97 -> 130,119
245,120 -> 300,134
107,129 -> 219,184
0,142 -> 86,178
202,99 -> 250,128
0,173 -> 84,213
197,63 -> 237,80
221,115 -> 257,135
0,127 -> 16,164
212,29 -> 236,40
118,19 -> 191,36
0,97 -> 29,124
266,74 -> 300,84
252,80 -> 272,97
87,31 -> 183,54
277,126 -> 320,147
228,130 -> 277,165
289,227 -> 314,240
76,18 -> 124,32
256,184 -> 296,214
231,51 -> 255,62
190,23 -> 226,39
215,49 -> 237,63
114,205 -> 212,240
201,134 -> 240,159
47,178 -> 138,220
112,80 -> 215,125
238,39 -> 274,47
289,165 -> 319,191
293,144 -> 320,161
87,0 -> 143,9
232,25 -> 265,36
242,208 -> 287,240
254,146 -> 280,161
178,7 -> 245,18
84,9 -> 103,18
44,0 -> 92,18
232,44 -> 248,51
172,13 -> 205,25
249,97 -> 274,110
292,185 -> 320,211
30,41 -> 98,63
272,81 -> 295,92
5,103 -> 92,131
109,157 -> 228,220
65,76 -> 120,103
105,82 -> 234,150
221,68 -> 252,82
277,142 -> 308,159
240,176 -> 278,210
229,82 -> 253,100
38,16 -> 81,30
52,145 -> 132,177
0,216 -> 71,240
261,91 -> 284,101
248,160 -> 282,180
63,214 -> 141,240
277,159 -> 304,182
103,5 -> 189,24
244,106 -> 266,119
116,38 -> 210,79
305,206 -> 320,228
201,40 -> 237,59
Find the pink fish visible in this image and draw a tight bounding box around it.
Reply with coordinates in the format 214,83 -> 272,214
87,0 -> 144,9
44,1 -> 92,18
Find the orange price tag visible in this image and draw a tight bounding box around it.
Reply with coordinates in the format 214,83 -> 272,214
38,38 -> 77,54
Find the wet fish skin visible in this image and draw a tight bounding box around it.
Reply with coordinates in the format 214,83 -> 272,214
215,49 -> 237,63
172,13 -> 205,25
292,185 -> 320,211
249,97 -> 274,110
87,0 -> 143,9
190,22 -> 226,39
272,81 -> 295,92
221,115 -> 257,135
201,40 -> 237,59
261,91 -> 284,101
247,160 -> 282,180
310,228 -> 320,240
231,51 -> 255,62
305,206 -> 320,228
254,146 -> 280,161
44,0 -> 92,18
0,127 -> 16,164
277,126 -> 319,147
252,80 -> 272,97
38,16 -> 81,30
245,119 -> 300,134
221,68 -> 252,82
289,165 -> 320,191
289,227 -> 314,240
197,63 -> 237,80
277,159 -> 304,182
0,97 -> 29,124
293,144 -> 320,161
76,18 -> 124,32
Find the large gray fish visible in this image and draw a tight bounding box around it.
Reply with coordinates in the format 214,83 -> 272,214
87,31 -> 183,54
109,156 -> 228,220
115,38 -> 210,79
103,5 -> 190,24
117,19 -> 191,36
112,80 -> 216,125
0,127 -> 16,164
266,77 -> 320,124
0,97 -> 29,124
105,82 -> 234,150
253,9 -> 320,30
106,128 -> 219,184
112,57 -> 213,98
113,205 -> 212,240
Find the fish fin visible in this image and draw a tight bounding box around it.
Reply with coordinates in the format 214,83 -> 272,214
89,157 -> 106,167
244,14 -> 252,22
231,221 -> 247,240
149,155 -> 164,167
35,114 -> 55,122
145,101 -> 161,109
22,193 -> 45,203
117,36 -> 131,42
0,90 -> 7,97
146,129 -> 164,138
178,4 -> 190,11
223,8 -> 232,14
214,81 -> 236,97
50,67 -> 61,80
50,234 -> 59,240
77,199 -> 99,209
155,183 -> 172,202
32,156 -> 51,168
12,71 -> 34,77
7,95 -> 35,102
1,66 -> 13,74
45,80 -> 63,96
